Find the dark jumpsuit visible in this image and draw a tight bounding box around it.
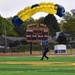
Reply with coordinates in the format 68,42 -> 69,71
41,41 -> 49,60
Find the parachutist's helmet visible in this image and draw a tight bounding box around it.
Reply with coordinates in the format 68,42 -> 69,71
42,40 -> 47,44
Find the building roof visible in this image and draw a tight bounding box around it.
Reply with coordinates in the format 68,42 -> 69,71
0,37 -> 26,46
6,37 -> 25,41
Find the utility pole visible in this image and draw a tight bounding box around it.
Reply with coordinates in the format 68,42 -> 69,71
4,26 -> 7,53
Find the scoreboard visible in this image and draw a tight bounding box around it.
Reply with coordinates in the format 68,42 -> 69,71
26,24 -> 48,43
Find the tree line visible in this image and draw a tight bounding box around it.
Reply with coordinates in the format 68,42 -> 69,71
0,9 -> 75,38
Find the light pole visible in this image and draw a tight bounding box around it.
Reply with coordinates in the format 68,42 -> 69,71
4,26 -> 7,53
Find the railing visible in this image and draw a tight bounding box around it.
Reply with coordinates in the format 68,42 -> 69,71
0,43 -> 75,55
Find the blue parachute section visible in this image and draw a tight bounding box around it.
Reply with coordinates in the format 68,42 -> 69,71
12,16 -> 23,28
55,4 -> 65,17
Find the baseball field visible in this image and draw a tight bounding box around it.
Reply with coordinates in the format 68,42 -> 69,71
0,55 -> 75,75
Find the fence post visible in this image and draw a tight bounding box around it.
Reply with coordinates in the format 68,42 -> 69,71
30,43 -> 32,55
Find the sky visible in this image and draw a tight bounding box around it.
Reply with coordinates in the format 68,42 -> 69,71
0,0 -> 75,20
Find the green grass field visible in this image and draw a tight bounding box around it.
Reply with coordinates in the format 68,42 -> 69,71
0,55 -> 75,75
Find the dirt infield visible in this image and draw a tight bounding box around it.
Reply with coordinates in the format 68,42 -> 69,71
0,62 -> 75,66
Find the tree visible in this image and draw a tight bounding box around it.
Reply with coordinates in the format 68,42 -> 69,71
0,15 -> 4,35
61,10 -> 75,37
2,17 -> 18,36
0,15 -> 18,36
37,17 -> 44,24
63,18 -> 75,37
44,14 -> 60,36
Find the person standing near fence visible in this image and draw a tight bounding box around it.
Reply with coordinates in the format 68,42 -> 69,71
41,40 -> 49,60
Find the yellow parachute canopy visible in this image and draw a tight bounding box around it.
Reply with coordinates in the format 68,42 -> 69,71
17,2 -> 57,21
12,2 -> 65,27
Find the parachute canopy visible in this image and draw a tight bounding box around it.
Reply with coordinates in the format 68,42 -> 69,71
12,2 -> 65,27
